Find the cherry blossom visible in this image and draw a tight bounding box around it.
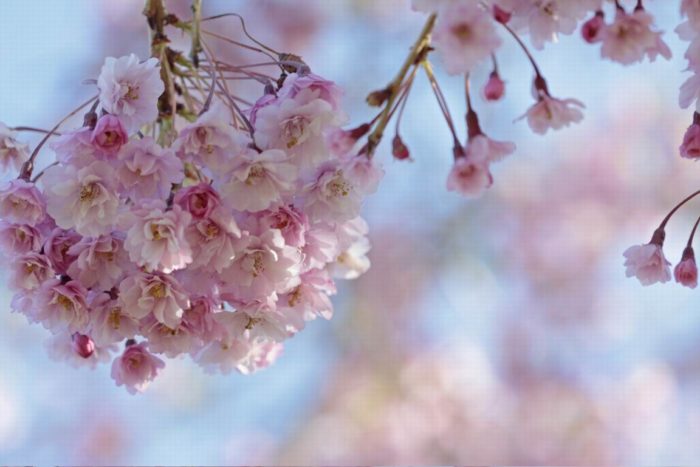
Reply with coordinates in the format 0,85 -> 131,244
0,122 -> 29,172
0,179 -> 46,226
521,93 -> 585,135
90,114 -> 128,157
623,239 -> 672,286
674,247 -> 698,289
117,137 -> 183,200
110,342 -> 165,394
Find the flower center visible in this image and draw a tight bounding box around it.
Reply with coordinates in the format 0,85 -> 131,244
80,182 -> 101,202
108,307 -> 122,330
56,294 -> 73,311
327,173 -> 351,197
125,84 -> 139,101
452,23 -> 472,42
149,282 -> 166,299
245,164 -> 266,186
282,115 -> 308,148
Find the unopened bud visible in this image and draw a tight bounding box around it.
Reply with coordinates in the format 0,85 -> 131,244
581,12 -> 605,44
483,71 -> 505,101
493,5 -> 512,24
367,88 -> 392,107
72,333 -> 95,359
392,135 -> 411,161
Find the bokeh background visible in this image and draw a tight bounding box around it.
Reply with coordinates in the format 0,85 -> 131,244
2,0 -> 700,464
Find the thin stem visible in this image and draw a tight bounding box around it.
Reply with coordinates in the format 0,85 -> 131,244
202,30 -> 277,63
687,215 -> 700,248
200,64 -> 217,115
11,126 -> 62,136
501,22 -> 543,79
659,189 -> 700,231
190,0 -> 203,67
394,67 -> 418,135
31,161 -> 59,183
366,13 -> 437,156
490,53 -> 499,74
200,13 -> 280,56
423,61 -> 461,148
20,95 -> 98,179
465,73 -> 482,139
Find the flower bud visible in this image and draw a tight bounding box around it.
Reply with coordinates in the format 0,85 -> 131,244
483,71 -> 505,101
367,88 -> 392,107
492,5 -> 512,24
675,247 -> 698,289
680,116 -> 700,160
392,135 -> 410,160
581,12 -> 604,44
72,333 -> 95,359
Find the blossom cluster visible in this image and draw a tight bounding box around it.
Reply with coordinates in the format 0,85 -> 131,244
0,54 -> 381,393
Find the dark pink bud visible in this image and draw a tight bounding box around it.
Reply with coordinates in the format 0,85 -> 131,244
91,114 -> 128,155
581,12 -> 605,44
680,121 -> 700,160
483,71 -> 505,101
392,135 -> 411,161
675,247 -> 698,288
72,333 -> 95,359
493,5 -> 512,24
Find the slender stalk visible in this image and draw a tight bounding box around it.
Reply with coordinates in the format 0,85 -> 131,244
366,13 -> 437,156
190,0 -> 203,67
687,215 -> 700,248
501,22 -> 543,79
11,126 -> 62,136
659,189 -> 700,230
423,60 -> 461,148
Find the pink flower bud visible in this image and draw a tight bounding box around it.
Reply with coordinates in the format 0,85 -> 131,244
581,13 -> 604,44
492,5 -> 512,24
680,122 -> 700,160
72,333 -> 96,359
392,135 -> 410,161
675,247 -> 698,288
483,71 -> 505,101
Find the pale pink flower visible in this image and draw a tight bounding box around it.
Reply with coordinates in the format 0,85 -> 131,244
141,314 -> 198,358
302,162 -> 363,222
216,302 -> 293,342
432,1 -> 501,75
42,228 -> 81,275
111,342 -> 165,394
50,127 -> 96,167
91,114 -> 128,157
88,292 -> 139,346
41,161 -> 120,237
674,247 -> 698,289
174,101 -> 250,170
0,122 -> 29,172
9,252 -> 54,291
473,134 -> 516,163
302,223 -> 339,272
185,205 -> 241,273
184,296 -> 224,343
520,94 -> 585,134
254,92 -> 342,173
623,234 -> 672,286
67,233 -> 131,290
217,149 -> 297,212
329,230 -> 371,280
446,146 -> 493,198
601,10 -> 670,65
0,179 -> 46,226
342,155 -> 384,195
258,205 -> 309,248
680,122 -> 700,159
173,183 -> 221,219
123,200 -> 192,273
34,279 -> 89,333
483,71 -> 506,101
277,72 -> 344,111
97,54 -> 163,132
119,272 -> 189,329
0,221 -> 42,257
279,268 -> 336,322
117,137 -> 183,199
220,229 -> 301,302
679,73 -> 700,111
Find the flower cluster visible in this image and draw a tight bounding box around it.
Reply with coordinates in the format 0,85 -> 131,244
0,53 -> 380,393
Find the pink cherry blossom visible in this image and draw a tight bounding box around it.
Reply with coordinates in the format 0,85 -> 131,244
0,122 -> 29,172
330,226 -> 371,280
123,200 -> 192,273
8,252 -> 54,291
520,94 -> 585,135
483,71 -> 506,101
217,148 -> 297,212
0,179 -> 46,226
302,223 -> 339,272
174,101 -> 250,170
67,233 -> 131,290
90,114 -> 128,157
254,91 -> 342,173
674,248 -> 698,289
50,127 -> 96,167
110,342 -> 165,394
117,137 -> 183,200
279,268 -> 336,322
302,162 -> 364,222
623,240 -> 672,286
259,205 -> 309,248
41,161 -> 120,237
42,228 -> 81,275
0,221 -> 42,257
173,183 -> 221,219
601,10 -> 671,65
119,271 -> 190,329
446,141 -> 493,198
97,54 -> 164,132
88,292 -> 139,346
185,205 -> 241,273
34,279 -> 89,334
432,1 -> 501,75
342,155 -> 384,195
277,72 -> 344,111
680,122 -> 700,159
46,329 -> 116,369
220,229 -> 301,302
